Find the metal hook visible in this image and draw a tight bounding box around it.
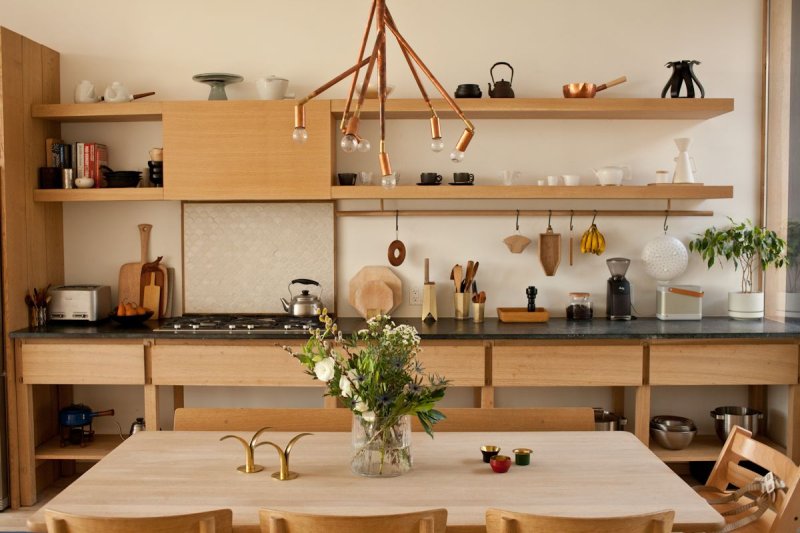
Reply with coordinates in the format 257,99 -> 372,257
515,209 -> 520,232
569,210 -> 574,231
547,210 -> 552,227
663,211 -> 669,233
591,210 -> 597,225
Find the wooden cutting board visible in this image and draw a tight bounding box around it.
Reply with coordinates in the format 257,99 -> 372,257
539,226 -> 562,277
353,280 -> 394,319
140,257 -> 167,318
118,224 -> 151,306
348,266 -> 402,317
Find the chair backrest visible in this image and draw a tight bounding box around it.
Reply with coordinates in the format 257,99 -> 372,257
485,508 -> 674,533
173,408 -> 351,431
259,508 -> 447,533
410,407 -> 596,432
705,426 -> 800,532
45,508 -> 232,533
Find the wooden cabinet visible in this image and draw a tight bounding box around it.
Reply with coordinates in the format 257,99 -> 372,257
21,342 -> 145,385
161,100 -> 332,200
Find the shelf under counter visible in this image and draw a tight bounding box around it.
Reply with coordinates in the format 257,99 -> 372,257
34,188 -> 165,202
650,434 -> 786,463
35,434 -> 123,461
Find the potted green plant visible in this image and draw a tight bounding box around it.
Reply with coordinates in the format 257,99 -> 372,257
689,218 -> 788,319
784,220 -> 800,317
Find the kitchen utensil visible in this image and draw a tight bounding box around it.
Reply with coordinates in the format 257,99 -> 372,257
454,291 -> 471,320
102,82 -> 155,103
100,166 -> 141,188
280,279 -> 323,317
711,406 -> 763,442
594,409 -> 627,431
562,174 -> 580,186
563,76 -> 627,98
650,415 -> 697,432
672,138 -> 697,183
142,271 -> 162,320
488,62 -> 515,98
192,73 -> 243,100
421,258 -> 437,322
496,307 -> 549,322
59,404 -> 115,427
568,212 -> 574,266
118,224 -> 152,306
538,215 -> 561,276
348,266 -> 402,317
452,264 -> 463,293
606,257 -> 632,320
454,84 -> 482,98
388,211 -> 406,266
642,233 -> 689,282
74,80 -> 100,103
526,286 -> 537,311
354,280 -> 394,319
49,285 -> 111,322
256,75 -> 289,100
471,301 -> 485,323
129,417 -> 145,435
462,260 -> 474,292
593,165 -> 631,186
650,426 -> 696,450
661,60 -> 704,98
504,210 -> 531,253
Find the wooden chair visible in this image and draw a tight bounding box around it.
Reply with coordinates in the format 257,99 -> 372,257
173,407 -> 351,431
410,407 -> 596,432
45,508 -> 232,533
259,507 -> 447,533
696,425 -> 800,532
485,508 -> 674,533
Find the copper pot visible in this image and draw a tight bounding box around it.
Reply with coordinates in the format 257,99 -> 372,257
563,76 -> 627,98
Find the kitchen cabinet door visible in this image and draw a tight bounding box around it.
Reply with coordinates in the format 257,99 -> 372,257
162,100 -> 332,200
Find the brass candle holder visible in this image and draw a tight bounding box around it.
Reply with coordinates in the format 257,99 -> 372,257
257,432 -> 313,481
220,426 -> 273,474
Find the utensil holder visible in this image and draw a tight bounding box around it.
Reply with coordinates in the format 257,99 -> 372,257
30,305 -> 47,328
454,292 -> 472,320
472,302 -> 485,323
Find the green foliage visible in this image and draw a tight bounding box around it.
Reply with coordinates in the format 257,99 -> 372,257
284,311 -> 449,438
688,218 -> 788,293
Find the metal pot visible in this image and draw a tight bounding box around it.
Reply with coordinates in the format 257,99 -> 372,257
594,408 -> 627,431
59,404 -> 115,427
711,406 -> 763,442
280,279 -> 323,317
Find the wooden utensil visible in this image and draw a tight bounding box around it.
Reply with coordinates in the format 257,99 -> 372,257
140,257 -> 166,318
539,221 -> 562,277
453,264 -> 463,293
118,224 -> 151,305
142,272 -> 161,320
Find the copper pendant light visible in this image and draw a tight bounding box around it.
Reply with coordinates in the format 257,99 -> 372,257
291,0 -> 475,178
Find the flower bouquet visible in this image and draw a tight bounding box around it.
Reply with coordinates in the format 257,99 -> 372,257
285,311 -> 448,476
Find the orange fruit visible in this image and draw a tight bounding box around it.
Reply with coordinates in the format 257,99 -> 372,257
116,303 -> 125,316
124,303 -> 135,316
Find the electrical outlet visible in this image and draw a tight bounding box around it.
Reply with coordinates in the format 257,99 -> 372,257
410,287 -> 422,305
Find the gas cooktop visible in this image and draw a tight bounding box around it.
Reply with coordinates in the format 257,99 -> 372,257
154,314 -> 323,334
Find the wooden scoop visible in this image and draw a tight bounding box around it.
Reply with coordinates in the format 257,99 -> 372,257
539,224 -> 562,276
563,76 -> 627,98
504,234 -> 531,253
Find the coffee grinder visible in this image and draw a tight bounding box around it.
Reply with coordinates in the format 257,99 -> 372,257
606,258 -> 632,320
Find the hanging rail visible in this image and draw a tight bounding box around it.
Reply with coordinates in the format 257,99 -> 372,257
334,209 -> 713,218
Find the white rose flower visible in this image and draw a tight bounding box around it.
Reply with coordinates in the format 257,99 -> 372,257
313,357 -> 336,382
361,410 -> 376,422
339,374 -> 353,397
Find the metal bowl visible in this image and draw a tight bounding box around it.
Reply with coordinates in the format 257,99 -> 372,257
650,427 -> 696,450
650,415 -> 696,433
594,408 -> 627,431
711,406 -> 763,442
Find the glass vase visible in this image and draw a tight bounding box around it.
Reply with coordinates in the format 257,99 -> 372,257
351,414 -> 412,477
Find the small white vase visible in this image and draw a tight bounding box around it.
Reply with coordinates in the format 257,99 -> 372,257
728,292 -> 764,320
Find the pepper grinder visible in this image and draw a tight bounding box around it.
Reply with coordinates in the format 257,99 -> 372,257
526,286 -> 538,312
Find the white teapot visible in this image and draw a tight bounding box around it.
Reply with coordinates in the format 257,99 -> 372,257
593,165 -> 631,186
74,80 -> 100,103
256,75 -> 289,100
104,81 -> 132,103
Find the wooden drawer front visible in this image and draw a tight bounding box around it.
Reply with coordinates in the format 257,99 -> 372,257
21,343 -> 145,384
416,344 -> 485,386
650,344 -> 799,385
151,344 -> 318,386
492,345 -> 643,386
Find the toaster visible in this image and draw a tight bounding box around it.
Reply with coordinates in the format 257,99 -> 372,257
49,285 -> 111,321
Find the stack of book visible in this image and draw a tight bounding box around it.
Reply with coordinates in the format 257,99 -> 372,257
74,142 -> 108,188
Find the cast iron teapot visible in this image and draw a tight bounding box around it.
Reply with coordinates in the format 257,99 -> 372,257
488,62 -> 515,98
280,278 -> 323,317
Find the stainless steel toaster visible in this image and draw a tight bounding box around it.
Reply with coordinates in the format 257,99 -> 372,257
48,285 -> 111,321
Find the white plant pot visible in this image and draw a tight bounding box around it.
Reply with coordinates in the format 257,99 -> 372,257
728,292 -> 764,320
779,292 -> 800,319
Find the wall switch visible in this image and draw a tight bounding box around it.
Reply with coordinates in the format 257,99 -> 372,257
410,287 -> 422,305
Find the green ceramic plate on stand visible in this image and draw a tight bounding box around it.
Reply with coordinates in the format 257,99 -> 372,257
192,73 -> 243,100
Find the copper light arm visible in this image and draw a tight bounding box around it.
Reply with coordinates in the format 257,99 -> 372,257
297,57 -> 372,107
352,29 -> 385,122
377,0 -> 387,145
385,9 -> 474,133
341,0 -> 378,131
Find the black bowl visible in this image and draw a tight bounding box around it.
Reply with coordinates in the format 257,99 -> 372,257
104,171 -> 142,188
109,309 -> 154,325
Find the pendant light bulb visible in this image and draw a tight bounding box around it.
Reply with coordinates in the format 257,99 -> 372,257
430,138 -> 445,152
340,134 -> 359,153
357,138 -> 372,153
450,149 -> 465,163
292,127 -> 309,144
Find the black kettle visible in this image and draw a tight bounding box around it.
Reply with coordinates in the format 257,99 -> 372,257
488,62 -> 515,98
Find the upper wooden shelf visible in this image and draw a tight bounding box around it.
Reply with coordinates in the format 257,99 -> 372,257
32,102 -> 164,122
330,98 -> 734,120
332,184 -> 733,200
34,188 -> 165,202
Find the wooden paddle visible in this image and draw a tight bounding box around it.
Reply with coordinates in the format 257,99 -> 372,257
118,224 -> 151,305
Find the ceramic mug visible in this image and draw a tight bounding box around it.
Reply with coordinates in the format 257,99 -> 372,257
74,80 -> 100,103
547,175 -> 560,186
453,172 -> 474,184
256,75 -> 289,100
562,174 -> 580,186
420,172 -> 442,185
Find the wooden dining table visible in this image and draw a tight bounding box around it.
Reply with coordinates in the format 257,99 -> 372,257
28,430 -> 724,533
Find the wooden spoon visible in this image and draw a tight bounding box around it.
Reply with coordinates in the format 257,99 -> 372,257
453,264 -> 463,293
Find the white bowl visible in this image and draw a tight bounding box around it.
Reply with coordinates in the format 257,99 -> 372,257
74,177 -> 94,189
562,174 -> 580,186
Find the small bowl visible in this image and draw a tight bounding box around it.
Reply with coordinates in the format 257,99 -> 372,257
109,309 -> 154,325
650,427 -> 695,450
513,448 -> 532,466
74,177 -> 95,189
480,445 -> 500,463
490,455 -> 512,473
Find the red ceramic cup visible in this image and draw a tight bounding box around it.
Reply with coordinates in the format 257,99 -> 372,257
490,454 -> 512,473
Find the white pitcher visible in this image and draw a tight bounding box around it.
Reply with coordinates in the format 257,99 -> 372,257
74,80 -> 100,103
672,138 -> 696,183
593,165 -> 631,186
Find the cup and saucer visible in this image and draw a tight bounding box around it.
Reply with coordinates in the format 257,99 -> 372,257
418,172 -> 442,186
450,172 -> 474,186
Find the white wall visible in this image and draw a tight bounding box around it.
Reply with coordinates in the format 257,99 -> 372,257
0,0 -> 766,436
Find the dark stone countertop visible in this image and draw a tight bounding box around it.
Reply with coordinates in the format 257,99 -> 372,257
10,317 -> 800,341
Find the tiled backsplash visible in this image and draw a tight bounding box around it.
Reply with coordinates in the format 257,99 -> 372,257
183,203 -> 334,313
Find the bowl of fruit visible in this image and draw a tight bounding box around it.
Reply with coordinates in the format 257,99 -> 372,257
109,303 -> 153,325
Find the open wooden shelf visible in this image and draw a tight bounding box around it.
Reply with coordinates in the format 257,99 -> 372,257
331,184 -> 734,200
330,98 -> 734,120
32,102 -> 163,122
35,434 -> 124,461
34,188 -> 165,202
650,434 -> 785,463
